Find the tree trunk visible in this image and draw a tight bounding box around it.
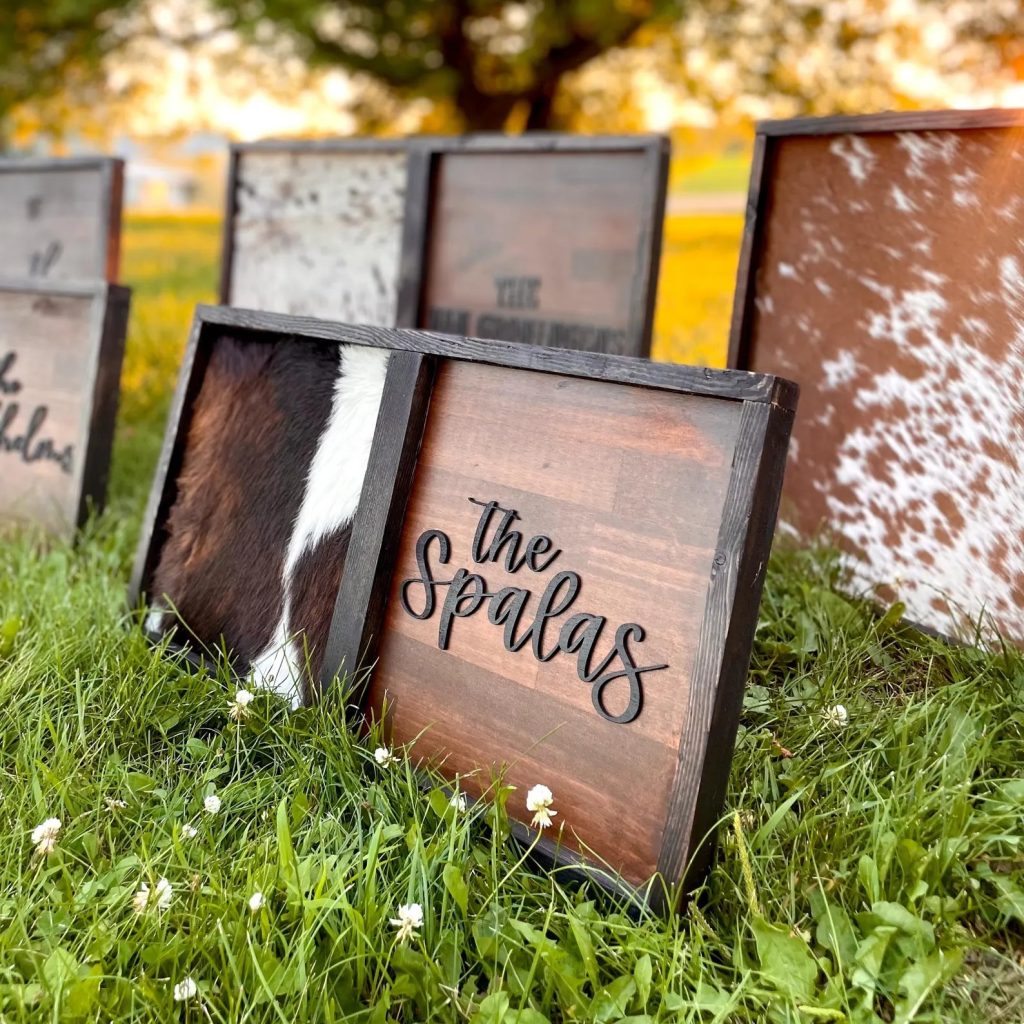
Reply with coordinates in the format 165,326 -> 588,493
524,88 -> 557,131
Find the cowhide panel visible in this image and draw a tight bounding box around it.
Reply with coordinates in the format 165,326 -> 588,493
146,333 -> 389,702
227,149 -> 407,324
740,123 -> 1024,643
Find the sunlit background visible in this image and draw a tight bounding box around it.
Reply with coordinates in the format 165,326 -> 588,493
5,0 -> 1024,366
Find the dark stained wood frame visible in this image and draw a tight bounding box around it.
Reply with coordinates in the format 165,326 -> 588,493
0,277 -> 131,533
219,134 -> 669,352
0,156 -> 124,283
131,303 -> 795,914
727,107 -> 1024,369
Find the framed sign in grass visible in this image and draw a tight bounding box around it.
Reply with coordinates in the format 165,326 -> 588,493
0,157 -> 124,282
219,134 -> 668,355
729,109 -> 1024,644
131,305 -> 795,911
0,279 -> 130,537
408,134 -> 669,356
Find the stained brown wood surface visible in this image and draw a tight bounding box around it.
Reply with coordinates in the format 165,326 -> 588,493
366,360 -> 743,885
0,160 -> 122,282
0,282 -> 129,537
419,149 -> 663,356
732,120 -> 1024,643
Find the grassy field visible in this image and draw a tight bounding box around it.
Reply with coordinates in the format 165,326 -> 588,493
0,215 -> 1020,1022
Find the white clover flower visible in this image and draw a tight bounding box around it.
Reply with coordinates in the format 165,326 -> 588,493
105,797 -> 128,812
822,704 -> 849,728
173,976 -> 198,1002
180,823 -> 198,841
31,817 -> 62,857
374,746 -> 397,768
248,890 -> 265,913
203,794 -> 222,815
390,902 -> 423,943
449,792 -> 467,813
229,688 -> 255,720
133,876 -> 173,914
526,784 -> 557,830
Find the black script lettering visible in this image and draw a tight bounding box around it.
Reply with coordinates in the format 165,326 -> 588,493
437,568 -> 489,650
398,499 -> 670,725
0,396 -> 74,475
588,623 -> 667,725
400,529 -> 451,619
0,352 -> 22,396
469,497 -> 560,573
487,585 -> 531,650
30,240 -> 62,278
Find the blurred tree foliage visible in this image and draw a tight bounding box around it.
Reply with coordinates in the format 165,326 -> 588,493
3,0 -> 1024,144
206,0 -> 681,131
0,1 -> 126,147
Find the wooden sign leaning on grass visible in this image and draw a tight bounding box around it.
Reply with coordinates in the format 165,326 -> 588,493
131,306 -> 796,914
0,280 -> 130,538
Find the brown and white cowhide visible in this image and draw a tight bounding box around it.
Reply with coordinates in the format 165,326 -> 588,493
745,125 -> 1024,643
145,333 -> 389,704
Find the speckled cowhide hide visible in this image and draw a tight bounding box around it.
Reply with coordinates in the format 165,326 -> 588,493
745,126 -> 1024,643
145,333 -> 389,703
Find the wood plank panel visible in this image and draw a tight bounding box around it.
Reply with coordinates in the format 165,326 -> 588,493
367,360 -> 742,885
421,149 -> 662,356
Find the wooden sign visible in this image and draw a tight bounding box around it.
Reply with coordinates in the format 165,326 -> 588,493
0,280 -> 130,537
220,135 -> 668,355
132,306 -> 796,911
729,109 -> 1024,644
0,158 -> 124,282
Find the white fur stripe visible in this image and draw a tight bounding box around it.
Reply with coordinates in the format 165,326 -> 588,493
251,345 -> 390,704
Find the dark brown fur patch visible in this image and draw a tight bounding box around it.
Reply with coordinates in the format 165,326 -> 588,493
149,333 -> 339,664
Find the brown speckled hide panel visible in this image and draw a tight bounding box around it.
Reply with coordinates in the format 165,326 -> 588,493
745,126 -> 1024,642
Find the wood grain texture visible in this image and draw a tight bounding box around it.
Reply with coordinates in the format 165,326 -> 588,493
226,147 -> 408,323
364,360 -> 744,887
0,280 -> 129,538
733,119 -> 1024,644
0,158 -> 123,282
420,148 -> 662,356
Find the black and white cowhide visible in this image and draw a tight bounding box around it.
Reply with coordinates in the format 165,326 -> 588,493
145,333 -> 389,705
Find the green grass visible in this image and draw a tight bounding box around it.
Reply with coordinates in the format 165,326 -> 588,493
0,215 -> 1021,1022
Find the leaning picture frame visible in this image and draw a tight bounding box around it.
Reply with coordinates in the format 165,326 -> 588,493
131,304 -> 796,914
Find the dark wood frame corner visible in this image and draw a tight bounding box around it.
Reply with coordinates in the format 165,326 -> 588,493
727,106 -> 1024,371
